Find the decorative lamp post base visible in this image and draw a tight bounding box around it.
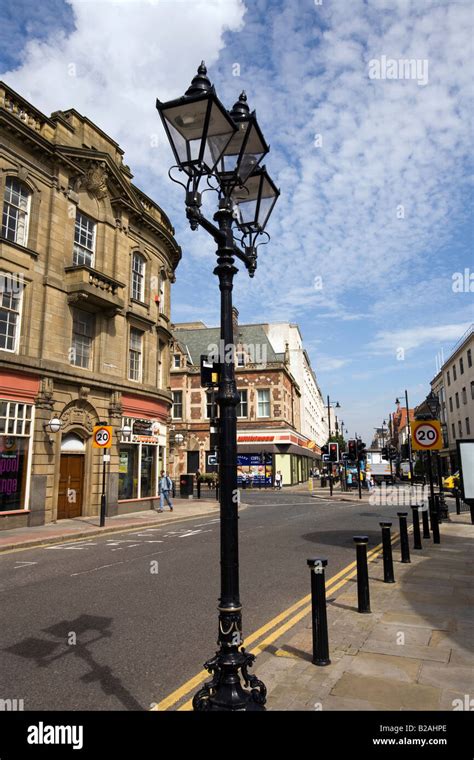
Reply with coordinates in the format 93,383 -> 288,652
192,649 -> 267,711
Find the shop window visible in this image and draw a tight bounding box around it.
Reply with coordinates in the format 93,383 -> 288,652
452,364 -> 457,382
0,401 -> 33,511
2,177 -> 31,246
237,389 -> 248,418
172,390 -> 183,419
73,211 -> 96,267
0,273 -> 23,352
131,252 -> 146,302
118,444 -> 138,499
257,389 -> 270,418
71,309 -> 94,369
129,328 -> 143,382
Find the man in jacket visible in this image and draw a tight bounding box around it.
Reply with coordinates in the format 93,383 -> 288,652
158,470 -> 174,512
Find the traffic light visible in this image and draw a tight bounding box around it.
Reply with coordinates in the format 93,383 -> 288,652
357,440 -> 367,461
381,447 -> 388,460
348,439 -> 357,461
401,443 -> 409,459
329,442 -> 339,462
389,446 -> 398,461
321,444 -> 329,455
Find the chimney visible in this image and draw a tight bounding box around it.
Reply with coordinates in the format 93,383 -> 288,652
232,307 -> 239,340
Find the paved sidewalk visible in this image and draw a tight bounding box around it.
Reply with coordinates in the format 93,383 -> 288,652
0,498 -> 219,553
257,513 -> 473,710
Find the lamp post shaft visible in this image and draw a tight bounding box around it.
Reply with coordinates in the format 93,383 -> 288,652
192,203 -> 266,711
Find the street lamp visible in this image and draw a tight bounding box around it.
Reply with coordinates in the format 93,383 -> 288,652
425,390 -> 441,419
157,63 -> 279,711
396,392 -> 414,485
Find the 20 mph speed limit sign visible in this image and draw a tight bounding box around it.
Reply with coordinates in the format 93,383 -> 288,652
92,425 -> 113,449
411,419 -> 442,451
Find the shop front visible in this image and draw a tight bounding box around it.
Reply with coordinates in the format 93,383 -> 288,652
0,371 -> 39,528
237,430 -> 318,487
116,394 -> 168,513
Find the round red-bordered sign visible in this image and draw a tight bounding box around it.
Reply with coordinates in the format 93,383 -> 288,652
413,422 -> 440,449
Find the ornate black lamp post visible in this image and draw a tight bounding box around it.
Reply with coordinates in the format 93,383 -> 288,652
156,63 -> 279,711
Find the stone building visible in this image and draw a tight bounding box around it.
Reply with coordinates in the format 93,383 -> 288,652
0,82 -> 181,529
169,310 -> 320,487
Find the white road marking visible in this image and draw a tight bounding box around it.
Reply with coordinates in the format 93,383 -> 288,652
193,519 -> 220,527
178,529 -> 212,538
70,550 -> 163,576
13,561 -> 38,568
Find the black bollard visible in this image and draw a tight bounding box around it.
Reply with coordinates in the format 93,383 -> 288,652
196,478 -> 201,499
431,505 -> 441,544
455,489 -> 461,515
380,522 -> 395,583
397,512 -> 411,564
353,536 -> 371,613
421,503 -> 431,539
307,558 -> 331,666
411,506 -> 423,550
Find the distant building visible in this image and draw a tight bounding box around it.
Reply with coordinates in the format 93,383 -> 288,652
429,324 -> 474,473
169,310 -> 322,486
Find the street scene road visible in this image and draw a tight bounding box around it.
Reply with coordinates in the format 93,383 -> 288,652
0,490 -> 401,711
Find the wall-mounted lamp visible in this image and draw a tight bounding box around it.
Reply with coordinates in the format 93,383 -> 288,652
44,416 -> 63,444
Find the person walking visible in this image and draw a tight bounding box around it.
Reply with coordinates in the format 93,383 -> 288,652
158,470 -> 174,512
274,470 -> 283,490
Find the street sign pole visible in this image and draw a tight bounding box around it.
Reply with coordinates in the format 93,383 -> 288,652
100,454 -> 107,527
357,459 -> 362,500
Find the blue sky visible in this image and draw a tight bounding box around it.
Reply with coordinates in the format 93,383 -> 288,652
1,0 -> 472,443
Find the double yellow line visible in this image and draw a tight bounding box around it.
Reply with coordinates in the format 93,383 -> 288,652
152,531 -> 400,711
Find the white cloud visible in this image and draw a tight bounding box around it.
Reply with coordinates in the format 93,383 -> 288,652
368,322 -> 472,355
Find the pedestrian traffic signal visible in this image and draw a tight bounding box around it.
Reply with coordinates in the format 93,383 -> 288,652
381,447 -> 388,460
348,439 -> 357,461
321,444 -> 329,456
329,442 -> 339,462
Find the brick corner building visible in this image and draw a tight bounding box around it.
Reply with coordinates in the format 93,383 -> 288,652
0,82 -> 181,528
169,312 -> 326,486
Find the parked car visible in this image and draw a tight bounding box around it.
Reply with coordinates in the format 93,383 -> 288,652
443,471 -> 460,491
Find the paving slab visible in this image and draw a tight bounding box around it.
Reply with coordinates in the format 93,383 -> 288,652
330,673 -> 441,710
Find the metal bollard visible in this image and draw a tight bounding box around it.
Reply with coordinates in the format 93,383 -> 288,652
380,522 -> 395,583
421,503 -> 431,539
196,478 -> 201,499
411,506 -> 423,550
353,536 -> 371,613
455,489 -> 461,515
306,558 -> 331,666
431,504 -> 440,544
397,512 -> 411,564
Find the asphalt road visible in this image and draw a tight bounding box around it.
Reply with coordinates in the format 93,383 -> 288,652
0,490 -> 402,710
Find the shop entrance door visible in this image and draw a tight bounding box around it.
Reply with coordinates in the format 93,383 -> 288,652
187,451 -> 199,473
58,455 -> 84,519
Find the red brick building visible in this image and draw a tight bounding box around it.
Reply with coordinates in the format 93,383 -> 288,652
169,310 -> 318,486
